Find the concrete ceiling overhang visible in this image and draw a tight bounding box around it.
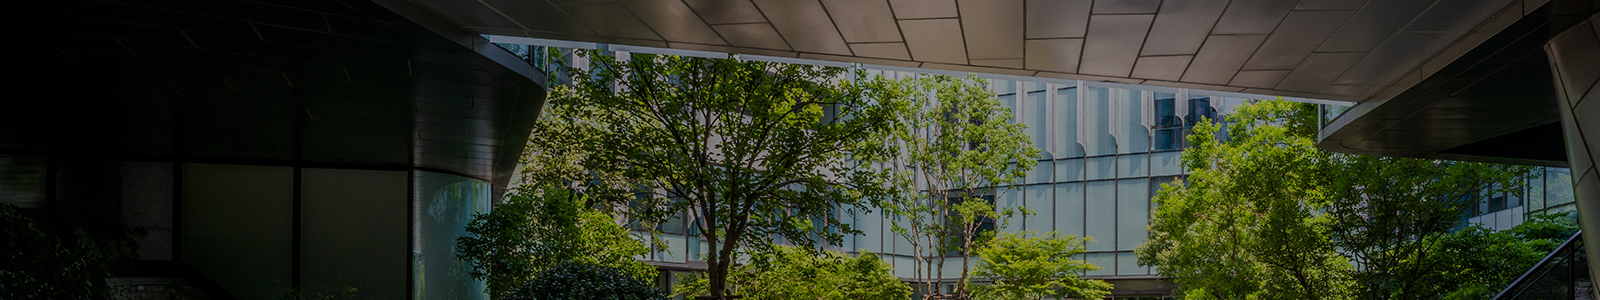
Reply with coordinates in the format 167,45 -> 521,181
414,0 -> 1529,103
0,0 -> 548,197
1319,0 -> 1600,167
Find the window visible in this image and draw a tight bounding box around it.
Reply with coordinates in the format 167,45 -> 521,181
1153,92 -> 1182,151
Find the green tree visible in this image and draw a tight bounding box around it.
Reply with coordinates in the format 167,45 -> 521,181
508,263 -> 667,300
868,74 -> 1039,299
455,186 -> 655,299
673,246 -> 911,300
1137,99 -> 1528,300
1409,213 -> 1579,299
539,50 -> 901,299
968,231 -> 1112,300
1,203 -> 129,299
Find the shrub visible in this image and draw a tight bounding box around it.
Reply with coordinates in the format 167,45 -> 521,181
674,246 -> 911,300
506,263 -> 666,300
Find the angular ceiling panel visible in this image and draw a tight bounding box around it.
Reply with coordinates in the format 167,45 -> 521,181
890,0 -> 960,19
682,0 -> 767,24
712,23 -> 791,50
1242,10 -> 1356,70
428,0 -> 1546,104
560,3 -> 662,40
821,0 -> 902,43
850,42 -> 912,60
1026,0 -> 1091,38
1025,39 -> 1083,73
1081,14 -> 1154,77
959,0 -> 1025,60
1212,0 -> 1297,35
901,18 -> 967,64
753,0 -> 852,55
1141,0 -> 1229,56
619,0 -> 726,45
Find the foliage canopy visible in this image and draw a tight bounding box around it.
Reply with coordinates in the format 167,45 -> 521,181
867,74 -> 1040,298
507,263 -> 667,300
674,246 -> 911,300
455,186 -> 656,299
1137,99 -> 1539,300
969,231 -> 1112,300
531,49 -> 902,298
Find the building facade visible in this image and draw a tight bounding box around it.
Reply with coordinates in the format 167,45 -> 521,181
508,40 -> 1579,299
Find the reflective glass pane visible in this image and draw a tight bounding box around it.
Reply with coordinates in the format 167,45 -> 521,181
1028,91 -> 1049,154
1084,87 -> 1115,156
1086,156 -> 1115,181
1116,89 -> 1148,154
1117,252 -> 1147,275
1151,151 -> 1182,176
1056,158 -> 1085,182
1085,252 -> 1115,276
1024,184 -> 1053,232
414,171 -> 492,300
1055,87 -> 1085,158
1029,160 -> 1054,184
1117,154 -> 1149,178
1117,178 -> 1150,251
1055,183 -> 1086,238
1085,181 -> 1116,252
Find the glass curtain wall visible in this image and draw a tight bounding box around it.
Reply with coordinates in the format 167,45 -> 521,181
414,171 -> 492,300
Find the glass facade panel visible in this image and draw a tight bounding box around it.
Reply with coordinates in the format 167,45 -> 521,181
995,79 -> 1017,94
1055,87 -> 1084,158
999,94 -> 1017,124
1085,252 -> 1116,276
1529,169 -> 1547,211
892,215 -> 913,255
301,169 -> 408,300
1086,156 -> 1115,181
1151,151 -> 1182,176
1116,89 -> 1149,154
1085,181 -> 1116,252
1117,153 -> 1149,178
1153,92 -> 1182,151
999,187 -> 1024,233
1084,87 -> 1115,156
659,235 -> 687,263
1117,252 -> 1146,275
182,164 -> 294,300
859,209 -> 882,253
1028,160 -> 1054,184
1024,184 -> 1053,232
1056,158 -> 1084,182
1028,91 -> 1049,154
1117,178 -> 1150,251
1055,183 -> 1086,238
414,171 -> 492,300
1546,168 -> 1575,209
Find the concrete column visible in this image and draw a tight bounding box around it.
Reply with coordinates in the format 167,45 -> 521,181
1547,13 -> 1600,293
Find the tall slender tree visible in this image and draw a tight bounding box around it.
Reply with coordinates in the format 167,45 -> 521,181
533,50 -> 901,299
868,74 -> 1039,299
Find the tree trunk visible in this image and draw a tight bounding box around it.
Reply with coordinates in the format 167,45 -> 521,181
708,260 -> 726,299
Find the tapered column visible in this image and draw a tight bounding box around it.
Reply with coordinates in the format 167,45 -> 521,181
1547,13 -> 1600,295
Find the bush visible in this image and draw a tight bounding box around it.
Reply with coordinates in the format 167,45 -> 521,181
455,186 -> 655,298
506,263 -> 666,300
1,203 -> 127,299
674,246 -> 911,300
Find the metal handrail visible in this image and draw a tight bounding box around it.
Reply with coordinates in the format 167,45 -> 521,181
1493,230 -> 1584,300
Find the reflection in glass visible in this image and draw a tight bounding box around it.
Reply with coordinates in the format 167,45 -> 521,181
414,171 -> 492,300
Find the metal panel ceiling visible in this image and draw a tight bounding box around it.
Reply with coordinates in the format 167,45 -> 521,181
1318,0 -> 1600,167
413,0 -> 1543,104
1,0 -> 548,198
